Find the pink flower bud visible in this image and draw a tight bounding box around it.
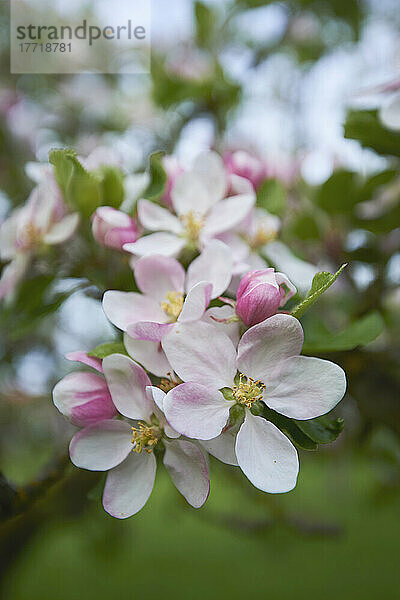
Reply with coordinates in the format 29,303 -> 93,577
236,268 -> 296,327
224,151 -> 268,190
92,206 -> 139,251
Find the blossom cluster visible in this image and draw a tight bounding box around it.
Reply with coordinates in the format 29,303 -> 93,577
49,149 -> 347,519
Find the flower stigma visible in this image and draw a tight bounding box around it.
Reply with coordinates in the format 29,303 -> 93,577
161,291 -> 184,320
232,373 -> 266,408
131,421 -> 161,454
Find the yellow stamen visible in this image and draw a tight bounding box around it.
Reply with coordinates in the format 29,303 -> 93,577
159,373 -> 181,392
232,373 -> 266,408
248,224 -> 278,249
20,223 -> 42,249
180,211 -> 204,243
131,422 -> 160,454
161,291 -> 184,320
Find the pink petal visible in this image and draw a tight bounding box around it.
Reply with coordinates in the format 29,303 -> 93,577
163,439 -> 210,508
134,254 -> 185,301
102,353 -> 153,420
186,240 -> 233,299
53,371 -> 116,427
127,321 -> 175,342
102,291 -> 166,331
163,382 -> 232,440
266,356 -> 347,420
237,314 -> 303,383
138,199 -> 183,234
162,321 -> 237,389
69,420 -> 132,471
235,411 -> 299,493
103,451 -> 156,518
178,281 -> 212,323
66,351 -> 103,373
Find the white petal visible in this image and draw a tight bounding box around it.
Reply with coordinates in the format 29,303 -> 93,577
0,254 -> 29,301
138,199 -> 183,234
162,321 -> 237,389
235,411 -> 299,493
164,439 -> 209,508
69,420 -> 132,471
203,194 -> 255,237
124,232 -> 186,258
103,451 -> 156,518
163,382 -> 232,440
380,91 -> 400,131
102,291 -> 166,331
124,333 -> 172,377
134,254 -> 185,301
266,356 -> 347,420
262,241 -> 319,296
202,305 -> 241,347
43,213 -> 79,245
200,426 -> 238,466
192,151 -> 227,207
171,172 -> 212,217
186,239 -> 233,299
102,354 -> 153,420
178,281 -> 212,323
237,314 -> 303,383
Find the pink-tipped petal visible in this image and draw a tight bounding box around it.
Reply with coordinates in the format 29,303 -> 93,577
186,240 -> 233,299
235,411 -> 299,493
65,351 -> 103,373
163,382 -> 232,440
103,451 -> 156,518
164,440 -> 210,508
69,420 -> 132,471
127,321 -> 175,342
266,356 -> 347,420
102,353 -> 153,420
138,199 -> 183,234
134,254 -> 185,301
162,321 -> 237,389
178,281 -> 212,323
237,314 -> 304,383
102,291 -> 166,332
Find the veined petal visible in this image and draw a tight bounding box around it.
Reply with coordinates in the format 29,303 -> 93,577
43,213 -> 79,245
124,232 -> 186,258
138,199 -> 183,234
127,321 -> 175,342
66,351 -> 103,373
178,281 -> 212,323
237,314 -> 303,384
266,356 -> 347,420
235,411 -> 299,493
124,333 -> 172,378
102,291 -> 166,331
162,321 -> 237,389
102,353 -> 153,420
164,439 -> 210,508
53,371 -> 116,427
200,426 -> 239,466
69,420 -> 132,471
103,451 -> 156,518
163,382 -> 232,440
134,254 -> 185,301
186,240 -> 233,299
202,194 -> 255,237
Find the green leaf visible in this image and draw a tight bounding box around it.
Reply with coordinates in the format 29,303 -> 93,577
303,311 -> 385,353
261,406 -> 317,450
315,170 -> 358,214
256,179 -> 286,216
49,148 -> 102,218
294,416 -> 344,444
143,151 -> 167,203
194,2 -> 215,48
344,109 -> 400,157
99,166 -> 125,209
291,264 -> 347,319
87,341 -> 127,359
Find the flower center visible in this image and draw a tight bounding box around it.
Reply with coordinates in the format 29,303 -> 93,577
131,422 -> 160,454
19,223 -> 42,250
248,224 -> 278,249
232,373 -> 266,408
161,291 -> 184,320
159,373 -> 182,392
180,210 -> 204,243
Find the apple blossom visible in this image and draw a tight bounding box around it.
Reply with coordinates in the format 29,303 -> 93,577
92,206 -> 139,251
160,316 -> 346,493
235,268 -> 296,327
224,150 -> 267,190
57,353 -> 209,518
103,239 -> 233,344
0,177 -> 79,300
123,151 -> 255,258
